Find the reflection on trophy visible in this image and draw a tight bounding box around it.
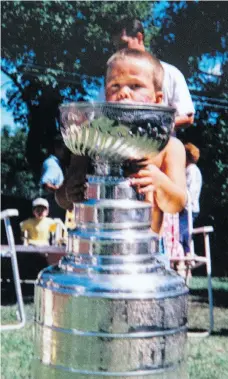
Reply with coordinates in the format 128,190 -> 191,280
33,102 -> 189,379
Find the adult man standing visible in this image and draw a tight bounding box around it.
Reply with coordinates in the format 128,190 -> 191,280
40,135 -> 65,193
98,18 -> 195,129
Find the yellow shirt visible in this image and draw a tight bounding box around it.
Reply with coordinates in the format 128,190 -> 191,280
20,217 -> 57,246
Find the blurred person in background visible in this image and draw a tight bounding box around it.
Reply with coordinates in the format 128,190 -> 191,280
179,143 -> 202,255
40,134 -> 70,221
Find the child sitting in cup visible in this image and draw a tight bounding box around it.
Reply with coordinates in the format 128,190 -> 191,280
56,48 -> 187,238
20,198 -> 57,246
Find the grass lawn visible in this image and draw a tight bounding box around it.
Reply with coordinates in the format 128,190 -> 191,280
1,276 -> 228,379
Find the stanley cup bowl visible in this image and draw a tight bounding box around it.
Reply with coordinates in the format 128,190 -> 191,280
60,102 -> 175,162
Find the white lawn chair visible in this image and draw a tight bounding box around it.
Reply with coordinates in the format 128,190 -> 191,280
1,209 -> 26,331
52,218 -> 68,245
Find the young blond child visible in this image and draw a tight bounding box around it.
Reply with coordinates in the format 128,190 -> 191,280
56,49 -> 187,236
20,198 -> 57,246
105,48 -> 187,233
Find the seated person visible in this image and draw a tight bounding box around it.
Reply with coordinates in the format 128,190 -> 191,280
56,49 -> 187,260
20,198 -> 57,246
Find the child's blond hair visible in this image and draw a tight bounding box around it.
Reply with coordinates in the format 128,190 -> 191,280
106,48 -> 164,92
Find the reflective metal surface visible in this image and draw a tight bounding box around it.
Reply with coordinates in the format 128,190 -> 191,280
33,363 -> 187,379
34,263 -> 188,378
33,102 -> 188,379
60,102 -> 175,162
86,175 -> 137,200
74,199 -> 151,230
66,228 -> 159,257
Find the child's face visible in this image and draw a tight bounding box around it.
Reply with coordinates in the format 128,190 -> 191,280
106,57 -> 163,104
33,206 -> 48,219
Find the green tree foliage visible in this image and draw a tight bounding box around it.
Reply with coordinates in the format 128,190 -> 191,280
1,0 -> 154,173
152,1 -> 227,80
1,126 -> 39,199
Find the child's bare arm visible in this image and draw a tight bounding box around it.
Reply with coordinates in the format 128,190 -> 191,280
155,138 -> 187,212
130,138 -> 187,213
175,114 -> 194,128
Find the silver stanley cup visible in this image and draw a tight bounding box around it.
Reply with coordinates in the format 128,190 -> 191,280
33,102 -> 189,379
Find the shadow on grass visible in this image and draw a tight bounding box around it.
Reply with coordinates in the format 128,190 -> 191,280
211,329 -> 228,337
187,327 -> 228,336
190,288 -> 228,308
1,253 -> 49,305
1,283 -> 35,305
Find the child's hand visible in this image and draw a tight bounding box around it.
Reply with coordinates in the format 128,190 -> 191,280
129,163 -> 162,194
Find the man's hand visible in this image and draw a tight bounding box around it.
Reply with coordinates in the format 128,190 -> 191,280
55,174 -> 87,211
43,182 -> 60,193
55,155 -> 89,210
65,173 -> 88,203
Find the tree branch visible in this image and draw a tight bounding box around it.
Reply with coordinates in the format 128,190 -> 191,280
1,66 -> 24,94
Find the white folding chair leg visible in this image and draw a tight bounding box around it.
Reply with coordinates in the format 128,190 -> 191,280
205,232 -> 214,334
1,210 -> 26,331
188,229 -> 214,337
